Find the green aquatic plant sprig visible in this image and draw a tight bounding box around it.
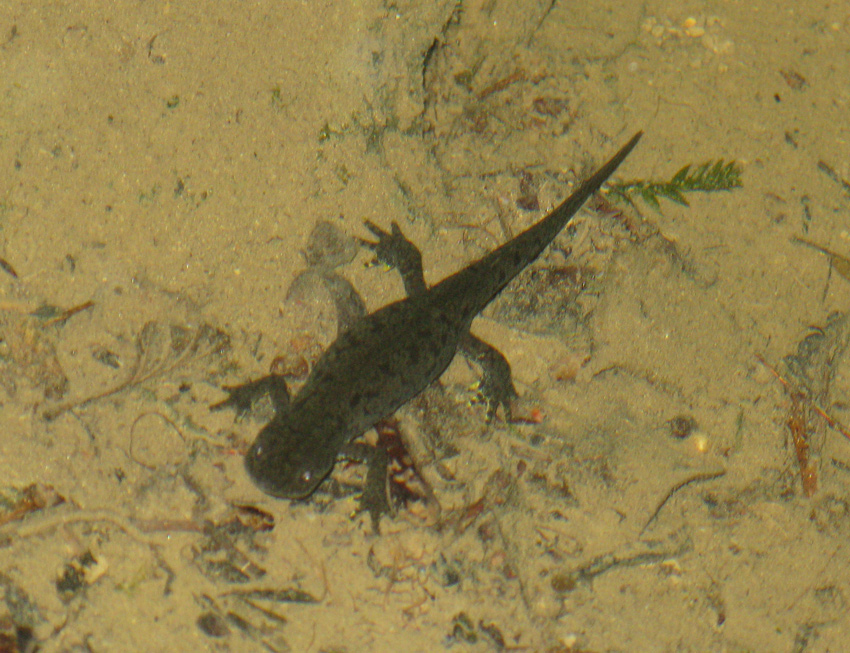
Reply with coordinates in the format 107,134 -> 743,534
609,159 -> 742,211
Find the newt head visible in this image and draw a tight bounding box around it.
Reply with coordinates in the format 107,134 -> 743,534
244,419 -> 336,499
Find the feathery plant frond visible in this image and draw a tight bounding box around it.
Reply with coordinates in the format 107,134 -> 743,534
608,160 -> 742,211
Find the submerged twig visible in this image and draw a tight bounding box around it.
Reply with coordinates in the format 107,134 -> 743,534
37,300 -> 95,327
791,236 -> 850,284
0,256 -> 17,278
641,469 -> 727,535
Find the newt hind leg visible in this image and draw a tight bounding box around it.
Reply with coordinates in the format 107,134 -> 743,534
361,220 -> 519,421
339,441 -> 390,532
460,334 -> 518,421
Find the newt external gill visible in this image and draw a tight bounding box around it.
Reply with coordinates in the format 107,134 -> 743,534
214,132 -> 642,523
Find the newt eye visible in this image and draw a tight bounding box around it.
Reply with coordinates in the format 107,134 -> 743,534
300,469 -> 313,484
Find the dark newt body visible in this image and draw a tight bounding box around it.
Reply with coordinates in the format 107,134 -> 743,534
217,133 -> 642,514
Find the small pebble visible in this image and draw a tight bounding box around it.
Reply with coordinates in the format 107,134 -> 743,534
668,415 -> 698,439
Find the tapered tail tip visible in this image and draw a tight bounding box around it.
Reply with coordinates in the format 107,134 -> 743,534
615,131 -> 643,165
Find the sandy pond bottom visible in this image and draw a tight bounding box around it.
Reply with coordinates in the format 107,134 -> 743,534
2,0 -> 850,651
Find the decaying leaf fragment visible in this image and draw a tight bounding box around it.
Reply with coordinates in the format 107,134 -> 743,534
777,312 -> 850,495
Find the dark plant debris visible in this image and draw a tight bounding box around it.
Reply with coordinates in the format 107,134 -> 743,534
757,312 -> 850,497
791,236 -> 850,283
0,484 -> 65,530
0,257 -> 17,278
